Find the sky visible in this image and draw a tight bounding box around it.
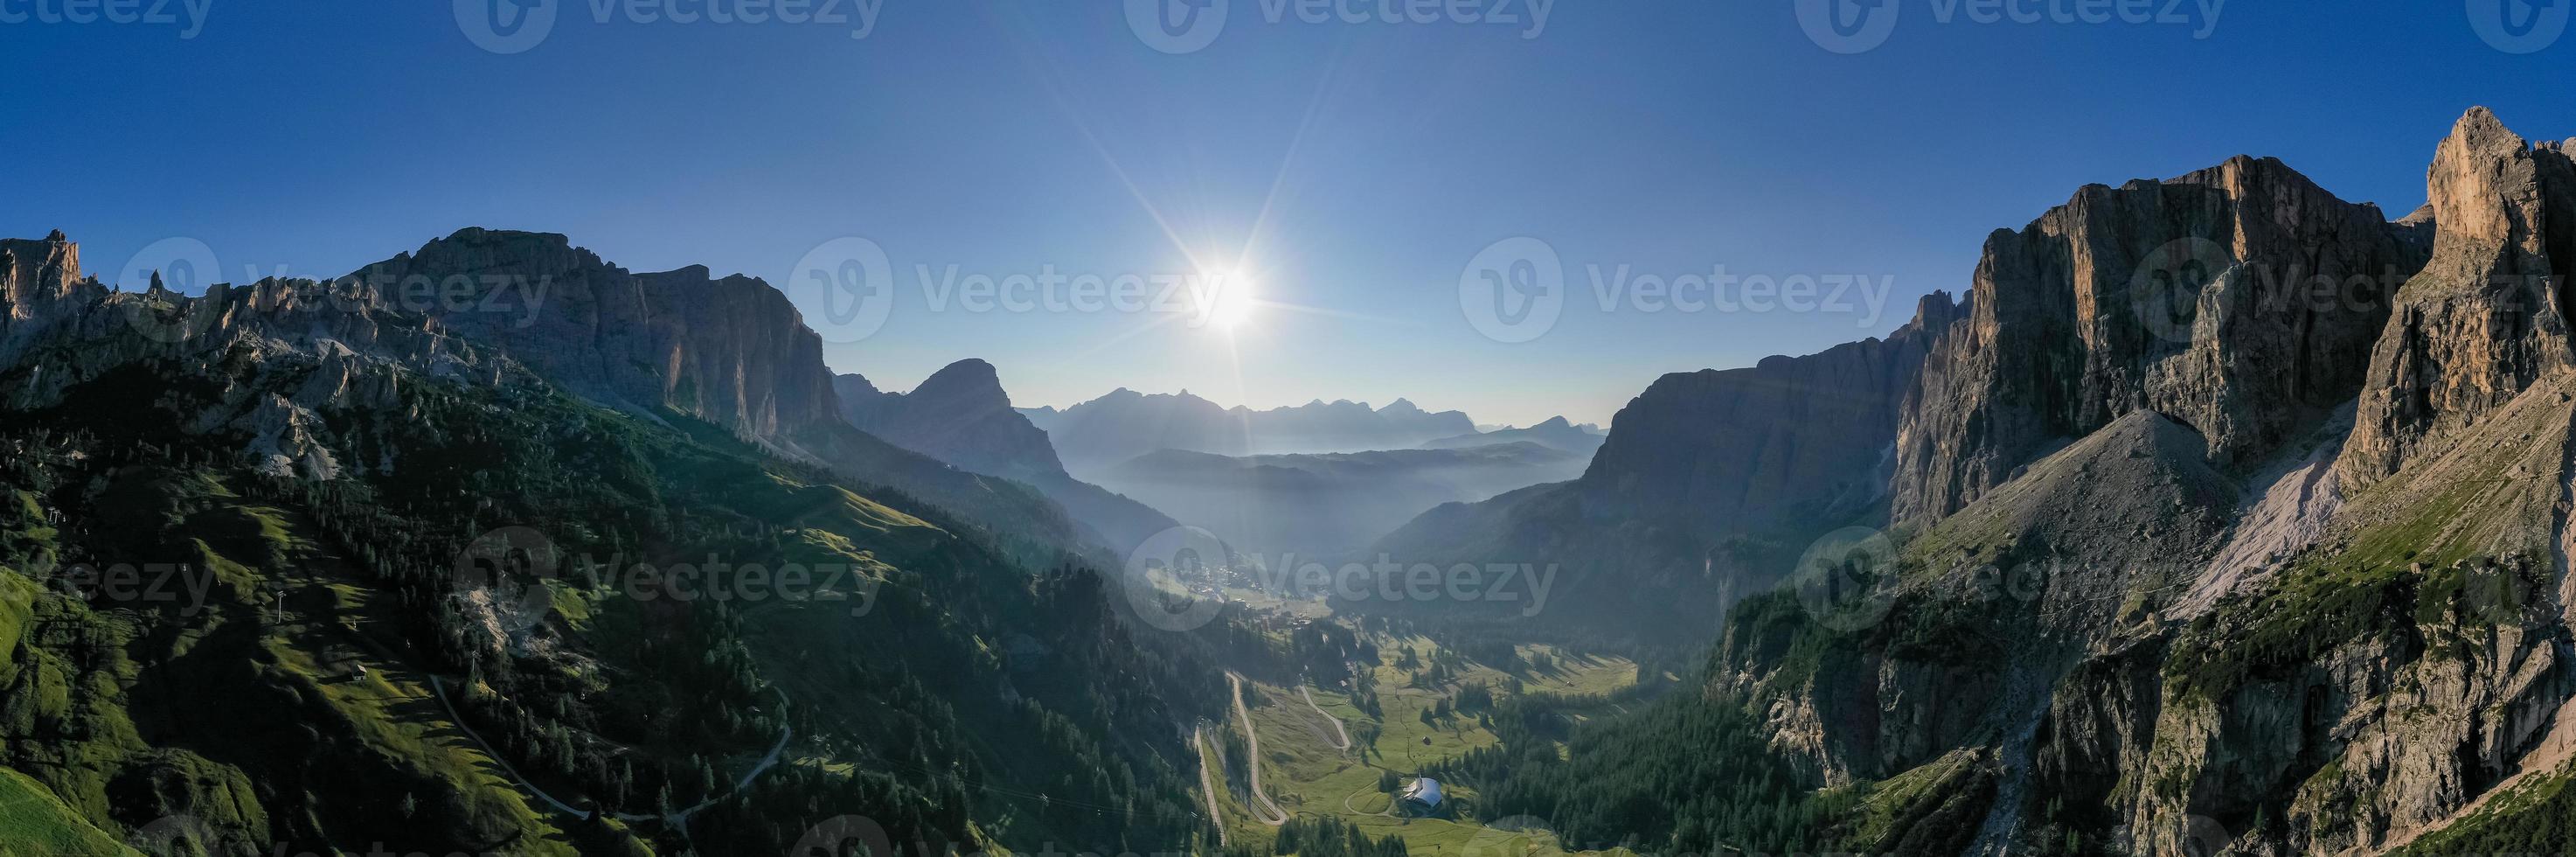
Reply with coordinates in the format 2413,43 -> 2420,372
5,2 -> 2575,427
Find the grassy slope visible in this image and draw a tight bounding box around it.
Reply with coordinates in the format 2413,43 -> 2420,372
1226,635 -> 1639,855
0,749 -> 132,856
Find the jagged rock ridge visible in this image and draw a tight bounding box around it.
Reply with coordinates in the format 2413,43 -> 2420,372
1893,156 -> 2434,522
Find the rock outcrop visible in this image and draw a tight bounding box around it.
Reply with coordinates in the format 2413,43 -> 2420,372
1895,157 -> 2434,522
2343,107 -> 2576,484
346,229 -> 840,440
1581,290 -> 1962,533
1360,292 -> 1963,639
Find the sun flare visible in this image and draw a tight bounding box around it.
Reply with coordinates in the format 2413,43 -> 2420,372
1203,272 -> 1258,332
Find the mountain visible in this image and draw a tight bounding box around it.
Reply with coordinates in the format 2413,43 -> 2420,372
0,230 -> 1246,855
1891,154 -> 2434,522
1439,108 -> 2576,857
344,229 -> 1101,565
1022,389 -> 1478,474
1415,416 -> 1608,457
1089,443 -> 1588,564
837,360 -> 1065,480
834,360 -> 1179,554
1363,291 -> 1962,641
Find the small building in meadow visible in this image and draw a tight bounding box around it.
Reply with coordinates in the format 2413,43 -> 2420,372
1401,777 -> 1442,810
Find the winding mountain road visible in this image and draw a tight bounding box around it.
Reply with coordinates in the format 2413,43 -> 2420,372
1195,726 -> 1229,846
1226,672 -> 1290,826
1299,685 -> 1351,751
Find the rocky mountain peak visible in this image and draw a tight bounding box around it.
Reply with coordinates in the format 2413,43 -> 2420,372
0,230 -> 84,322
1892,151 -> 2434,521
345,228 -> 837,441
838,360 -> 1060,482
2342,107 -> 2576,484
912,358 -> 1004,400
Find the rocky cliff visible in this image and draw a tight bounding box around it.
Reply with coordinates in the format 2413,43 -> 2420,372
2343,107 -> 2576,486
1894,156 -> 2434,522
1700,108 -> 2576,857
347,228 -> 840,441
835,359 -> 1179,554
1360,291 -> 1962,639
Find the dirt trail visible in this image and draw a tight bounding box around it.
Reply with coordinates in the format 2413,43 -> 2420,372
1195,727 -> 1229,846
1299,685 -> 1352,751
1227,672 -> 1290,826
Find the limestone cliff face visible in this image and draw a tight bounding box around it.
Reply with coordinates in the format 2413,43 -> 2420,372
0,231 -> 82,322
2343,107 -> 2576,485
1895,157 -> 2433,522
1580,289 -> 1962,533
347,228 -> 840,441
1361,293 -> 1963,639
1714,109 -> 2576,857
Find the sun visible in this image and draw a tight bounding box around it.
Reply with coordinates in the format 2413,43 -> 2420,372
1202,272 -> 1258,332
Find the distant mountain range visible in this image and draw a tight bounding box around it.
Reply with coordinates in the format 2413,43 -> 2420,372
1019,389 -> 1477,474
1088,442 -> 1589,564
1416,415 -> 1607,457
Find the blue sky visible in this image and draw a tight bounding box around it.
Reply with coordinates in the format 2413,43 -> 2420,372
5,2 -> 2573,427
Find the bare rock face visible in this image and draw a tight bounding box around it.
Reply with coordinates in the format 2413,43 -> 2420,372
2342,107 -> 2576,484
1895,157 -> 2433,522
837,359 -> 1066,483
1360,292 -> 1963,640
0,230 -> 81,321
346,228 -> 840,441
1580,289 -> 1963,533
